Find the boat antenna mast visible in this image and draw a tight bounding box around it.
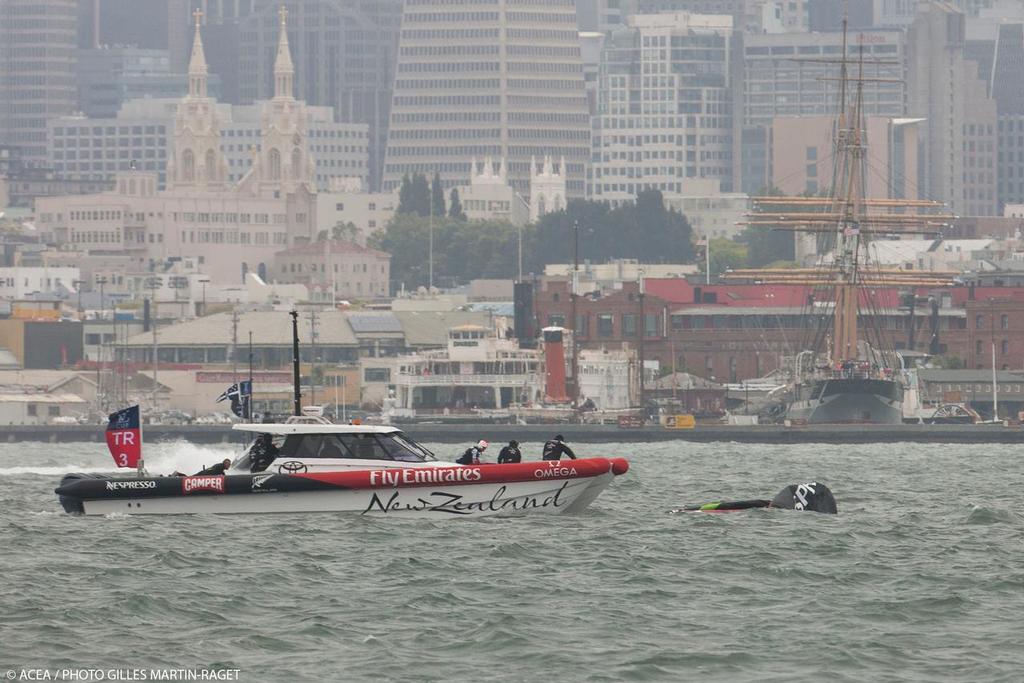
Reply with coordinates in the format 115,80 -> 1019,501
291,309 -> 301,416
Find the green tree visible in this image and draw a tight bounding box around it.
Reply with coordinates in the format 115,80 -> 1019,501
532,191 -> 695,268
412,173 -> 431,216
431,172 -> 446,216
704,238 -> 748,277
737,224 -> 795,267
331,221 -> 359,242
370,214 -> 532,289
448,188 -> 466,220
397,172 -> 431,216
397,174 -> 413,214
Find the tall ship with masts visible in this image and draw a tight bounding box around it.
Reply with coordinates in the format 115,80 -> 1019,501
727,16 -> 956,424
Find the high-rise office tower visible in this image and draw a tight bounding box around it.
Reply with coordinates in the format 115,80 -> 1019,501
991,22 -> 1024,212
613,0 -> 807,34
908,2 -> 997,216
739,28 -> 906,194
0,0 -> 77,165
78,0 -> 168,50
591,13 -> 738,203
383,0 -> 591,197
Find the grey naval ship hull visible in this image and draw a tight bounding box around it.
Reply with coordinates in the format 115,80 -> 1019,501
786,378 -> 904,424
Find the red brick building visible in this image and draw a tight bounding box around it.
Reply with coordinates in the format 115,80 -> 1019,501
533,276 -> 996,382
963,298 -> 1024,369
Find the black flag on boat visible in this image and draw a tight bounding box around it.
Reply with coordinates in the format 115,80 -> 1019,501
216,381 -> 251,418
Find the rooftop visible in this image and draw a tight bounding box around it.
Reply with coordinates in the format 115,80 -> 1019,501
670,305 -> 965,317
918,369 -> 1024,382
394,311 -> 493,347
233,423 -> 400,435
119,310 -> 497,349
276,240 -> 389,259
124,310 -> 358,347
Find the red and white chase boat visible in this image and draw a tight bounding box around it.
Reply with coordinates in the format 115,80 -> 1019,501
55,419 -> 629,517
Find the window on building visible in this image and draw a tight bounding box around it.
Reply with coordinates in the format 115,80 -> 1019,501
597,314 -> 613,337
1002,340 -> 1009,355
575,315 -> 589,337
27,404 -> 37,416
976,314 -> 985,329
644,314 -> 659,337
1001,314 -> 1009,329
622,313 -> 637,336
364,368 -> 391,383
977,340 -> 983,354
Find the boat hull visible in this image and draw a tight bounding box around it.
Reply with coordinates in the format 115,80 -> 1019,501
55,458 -> 628,518
786,378 -> 904,424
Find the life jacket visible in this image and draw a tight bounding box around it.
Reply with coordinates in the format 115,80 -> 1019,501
456,447 -> 478,465
542,440 -> 559,460
498,446 -> 520,463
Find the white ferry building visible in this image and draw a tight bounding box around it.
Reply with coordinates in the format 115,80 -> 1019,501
390,324 -> 542,414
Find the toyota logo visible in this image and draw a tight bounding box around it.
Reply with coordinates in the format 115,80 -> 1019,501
277,461 -> 308,474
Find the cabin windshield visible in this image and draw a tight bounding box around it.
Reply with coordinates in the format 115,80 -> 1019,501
276,433 -> 436,462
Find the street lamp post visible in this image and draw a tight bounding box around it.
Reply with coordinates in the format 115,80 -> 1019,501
95,276 -> 108,412
198,277 -> 210,316
706,237 -> 710,286
96,276 -> 107,316
429,189 -> 434,291
147,276 -> 159,412
517,222 -> 523,281
72,280 -> 85,314
570,219 -> 580,408
638,269 -> 645,422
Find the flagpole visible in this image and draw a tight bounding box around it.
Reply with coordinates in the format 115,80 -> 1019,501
137,405 -> 145,477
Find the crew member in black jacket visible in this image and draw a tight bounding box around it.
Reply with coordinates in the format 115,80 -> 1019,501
542,434 -> 576,461
456,440 -> 488,465
497,440 -> 521,464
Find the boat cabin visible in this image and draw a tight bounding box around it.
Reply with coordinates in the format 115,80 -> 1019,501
231,420 -> 437,472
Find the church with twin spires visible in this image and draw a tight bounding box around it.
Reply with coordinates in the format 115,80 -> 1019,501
36,7 -> 321,285
169,7 -> 314,197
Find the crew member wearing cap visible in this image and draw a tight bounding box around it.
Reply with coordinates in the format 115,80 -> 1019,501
456,439 -> 489,465
542,435 -> 576,461
497,440 -> 521,464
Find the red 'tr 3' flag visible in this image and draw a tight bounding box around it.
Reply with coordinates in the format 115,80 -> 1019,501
106,405 -> 142,468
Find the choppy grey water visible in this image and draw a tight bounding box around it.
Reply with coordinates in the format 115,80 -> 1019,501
1,439 -> 1023,682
